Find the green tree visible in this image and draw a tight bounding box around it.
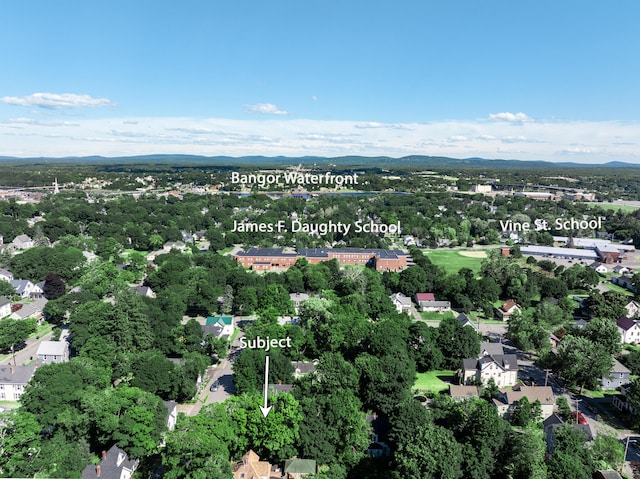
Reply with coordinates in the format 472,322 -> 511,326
162,403 -> 234,479
550,335 -> 613,391
0,317 -> 36,364
393,422 -> 463,479
228,392 -> 303,463
511,397 -> 542,427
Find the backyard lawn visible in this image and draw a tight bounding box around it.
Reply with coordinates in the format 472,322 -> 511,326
414,370 -> 456,393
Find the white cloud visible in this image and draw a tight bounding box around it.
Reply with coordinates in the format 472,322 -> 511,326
1,115 -> 639,164
244,103 -> 288,115
0,92 -> 114,109
489,112 -> 533,123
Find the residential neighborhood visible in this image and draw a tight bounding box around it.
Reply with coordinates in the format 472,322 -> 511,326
1,161 -> 640,479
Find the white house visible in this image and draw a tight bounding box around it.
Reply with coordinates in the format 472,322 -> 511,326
414,293 -> 451,312
589,262 -> 608,274
10,234 -> 34,250
9,279 -> 44,299
461,354 -> 518,388
0,268 -> 13,282
390,292 -> 412,314
203,315 -> 234,339
626,300 -> 640,319
36,340 -> 69,365
496,300 -> 521,320
0,364 -> 36,401
617,316 -> 640,344
0,296 -> 11,319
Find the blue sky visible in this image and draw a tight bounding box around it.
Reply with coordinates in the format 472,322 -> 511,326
1,1 -> 639,162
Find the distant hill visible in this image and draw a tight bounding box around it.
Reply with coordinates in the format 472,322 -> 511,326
0,154 -> 639,169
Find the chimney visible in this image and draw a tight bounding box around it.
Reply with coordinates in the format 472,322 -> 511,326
101,450 -> 107,460
96,465 -> 101,477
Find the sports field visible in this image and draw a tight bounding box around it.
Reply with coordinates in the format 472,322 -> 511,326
422,249 -> 487,274
587,202 -> 640,213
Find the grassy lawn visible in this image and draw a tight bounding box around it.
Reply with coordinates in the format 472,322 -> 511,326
414,370 -> 456,393
603,281 -> 634,296
421,249 -> 487,274
419,311 -> 455,321
587,202 -> 640,213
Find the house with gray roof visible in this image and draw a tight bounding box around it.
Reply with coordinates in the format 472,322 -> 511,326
479,341 -> 504,357
81,444 -> 139,479
10,297 -> 48,321
0,296 -> 11,319
602,359 -> 631,390
10,234 -> 34,250
0,268 -> 13,282
36,340 -> 69,365
457,312 -> 479,331
543,414 -> 593,453
390,292 -> 412,314
0,363 -> 36,401
9,279 -> 43,299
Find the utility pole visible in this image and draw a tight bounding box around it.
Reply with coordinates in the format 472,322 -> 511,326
574,398 -> 582,424
544,369 -> 552,387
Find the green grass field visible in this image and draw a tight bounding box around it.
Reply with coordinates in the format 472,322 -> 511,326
414,370 -> 456,393
419,311 -> 455,321
421,249 -> 487,274
588,202 -> 640,213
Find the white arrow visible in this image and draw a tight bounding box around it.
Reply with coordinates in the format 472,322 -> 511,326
260,355 -> 272,417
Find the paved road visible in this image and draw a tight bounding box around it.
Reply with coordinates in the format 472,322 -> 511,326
1,327 -> 53,366
188,330 -> 245,415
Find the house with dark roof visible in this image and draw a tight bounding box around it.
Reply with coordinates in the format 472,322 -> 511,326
617,316 -> 640,344
461,354 -> 518,387
593,471 -> 623,479
496,300 -> 521,320
612,275 -> 637,293
81,444 -> 139,479
457,312 -> 479,331
365,413 -> 390,457
543,414 -> 593,453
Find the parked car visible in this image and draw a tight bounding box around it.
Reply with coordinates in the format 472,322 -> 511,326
210,379 -> 219,392
570,411 -> 588,425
